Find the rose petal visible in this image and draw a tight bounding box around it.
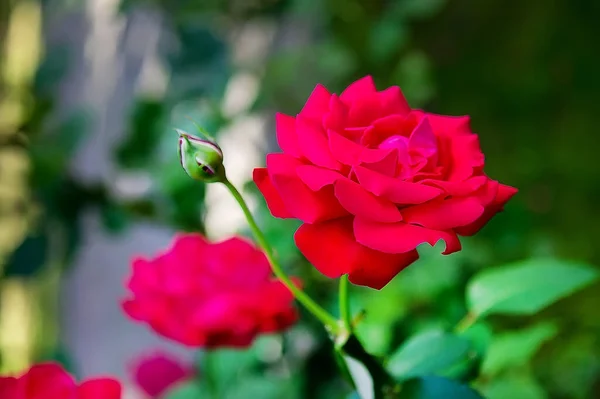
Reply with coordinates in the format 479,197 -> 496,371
121,299 -> 145,321
354,165 -> 443,204
354,218 -> 461,255
495,183 -> 519,205
323,94 -> 348,131
402,197 -> 485,230
258,280 -> 299,332
0,377 -> 18,397
253,168 -> 293,218
455,184 -> 518,236
421,176 -> 487,196
361,114 -> 415,147
276,113 -> 302,158
294,219 -> 355,278
348,248 -> 418,290
360,147 -> 398,165
340,75 -> 377,103
411,167 -> 444,182
340,77 -> 383,126
127,258 -> 161,292
447,134 -> 485,181
474,179 -> 500,207
348,96 -> 383,127
299,84 -> 331,120
295,218 -> 418,289
129,352 -> 193,398
379,135 -> 409,153
170,233 -> 209,268
267,154 -> 347,223
23,363 -> 76,399
409,117 -> 438,162
344,126 -> 368,141
359,149 -> 399,177
334,178 -> 403,222
78,379 -> 122,399
413,111 -> 472,136
328,130 -> 363,165
296,165 -> 344,191
328,130 -> 400,175
193,296 -> 244,330
296,116 -> 341,170
378,86 -> 411,116
213,237 -> 271,284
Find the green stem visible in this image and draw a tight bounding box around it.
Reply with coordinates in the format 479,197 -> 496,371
454,312 -> 477,334
339,275 -> 352,333
223,179 -> 340,334
201,352 -> 219,399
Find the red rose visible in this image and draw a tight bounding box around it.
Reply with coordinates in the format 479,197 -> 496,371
0,362 -> 121,399
122,234 -> 299,348
253,76 -> 517,289
129,351 -> 194,398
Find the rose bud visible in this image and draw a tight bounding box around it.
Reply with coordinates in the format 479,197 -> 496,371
176,128 -> 225,183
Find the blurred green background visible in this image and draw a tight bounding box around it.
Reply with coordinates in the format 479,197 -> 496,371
0,0 -> 598,398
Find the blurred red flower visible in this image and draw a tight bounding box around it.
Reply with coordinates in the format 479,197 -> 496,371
0,362 -> 121,399
254,75 -> 517,289
122,234 -> 299,348
129,351 -> 194,398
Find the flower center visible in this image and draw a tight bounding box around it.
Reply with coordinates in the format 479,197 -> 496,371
376,131 -> 440,179
378,135 -> 409,152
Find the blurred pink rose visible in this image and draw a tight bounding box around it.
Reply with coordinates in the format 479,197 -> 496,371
122,234 -> 300,348
0,362 -> 121,399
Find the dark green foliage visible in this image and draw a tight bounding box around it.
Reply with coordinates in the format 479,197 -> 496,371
3,233 -> 48,277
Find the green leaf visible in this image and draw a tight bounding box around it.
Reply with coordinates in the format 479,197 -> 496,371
192,337 -> 299,398
100,203 -> 129,233
438,355 -> 477,382
387,329 -> 472,379
31,111 -> 89,187
33,45 -> 70,94
355,322 -> 394,356
401,376 -> 484,399
163,381 -> 211,399
197,348 -> 259,394
391,51 -> 435,107
368,18 -> 408,62
343,355 -> 375,399
398,241 -> 462,301
482,373 -> 547,399
333,348 -> 356,389
4,233 -> 48,277
481,322 -> 558,376
459,322 -> 494,356
467,258 -> 598,318
116,99 -> 166,169
166,24 -> 230,101
394,0 -> 447,19
224,375 -> 300,399
336,335 -> 396,399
